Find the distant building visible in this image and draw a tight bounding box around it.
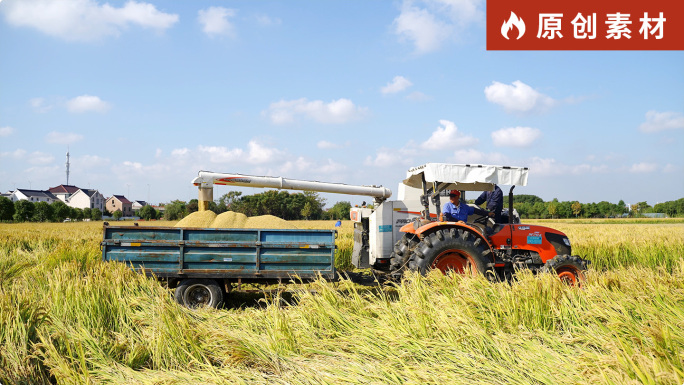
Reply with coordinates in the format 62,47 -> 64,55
48,184 -> 81,203
10,189 -> 58,203
132,200 -> 148,211
106,195 -> 133,216
69,189 -> 105,211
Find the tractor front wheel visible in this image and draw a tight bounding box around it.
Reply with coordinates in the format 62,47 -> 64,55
541,255 -> 588,287
408,228 -> 493,277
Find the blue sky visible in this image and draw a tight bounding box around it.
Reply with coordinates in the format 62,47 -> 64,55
1,0 -> 682,207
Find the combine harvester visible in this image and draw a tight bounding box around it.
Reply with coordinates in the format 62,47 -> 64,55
102,163 -> 589,308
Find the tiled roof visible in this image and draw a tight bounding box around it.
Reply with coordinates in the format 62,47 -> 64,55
16,189 -> 58,200
48,185 -> 80,194
111,195 -> 132,204
79,189 -> 100,197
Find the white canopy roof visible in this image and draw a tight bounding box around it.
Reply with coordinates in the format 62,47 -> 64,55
403,163 -> 528,191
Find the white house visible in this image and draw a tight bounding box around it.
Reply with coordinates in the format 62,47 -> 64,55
10,189 -> 58,203
68,189 -> 105,211
48,185 -> 81,203
132,200 -> 147,211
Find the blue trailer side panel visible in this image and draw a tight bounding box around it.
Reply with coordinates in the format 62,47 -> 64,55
102,226 -> 336,280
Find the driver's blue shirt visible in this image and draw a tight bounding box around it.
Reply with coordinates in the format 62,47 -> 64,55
442,201 -> 474,222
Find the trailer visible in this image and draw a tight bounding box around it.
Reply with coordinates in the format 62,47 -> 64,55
102,225 -> 337,308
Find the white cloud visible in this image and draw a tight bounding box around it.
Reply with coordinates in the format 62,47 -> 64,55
265,98 -> 368,125
364,148 -> 405,168
280,157 -> 346,175
638,110 -> 684,133
66,95 -> 111,113
491,126 -> 542,147
46,131 -> 84,144
30,97 -> 52,113
0,126 -> 14,137
246,141 -> 284,164
72,154 -> 111,169
0,149 -> 27,159
317,140 -> 341,149
528,157 -> 609,177
2,0 -> 179,42
393,0 -> 482,54
171,148 -> 189,157
196,145 -> 245,163
629,162 -> 658,173
255,14 -> 281,26
406,91 -> 431,101
451,149 -> 508,165
484,80 -> 555,113
663,164 -> 678,173
198,6 -> 236,38
421,120 -> 478,150
381,76 -> 413,94
364,146 -> 418,168
28,151 -> 55,165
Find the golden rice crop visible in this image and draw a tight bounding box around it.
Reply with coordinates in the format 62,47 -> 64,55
0,219 -> 682,384
211,211 -> 248,228
174,210 -> 217,228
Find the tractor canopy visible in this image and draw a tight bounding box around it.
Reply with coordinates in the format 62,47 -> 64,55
403,163 -> 529,192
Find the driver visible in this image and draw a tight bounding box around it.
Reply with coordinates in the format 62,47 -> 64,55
475,184 -> 503,223
442,190 -> 474,222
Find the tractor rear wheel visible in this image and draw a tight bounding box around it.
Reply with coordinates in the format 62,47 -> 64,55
408,228 -> 492,277
541,255 -> 588,287
389,233 -> 419,279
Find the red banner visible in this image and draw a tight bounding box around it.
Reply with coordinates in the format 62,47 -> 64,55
487,0 -> 684,50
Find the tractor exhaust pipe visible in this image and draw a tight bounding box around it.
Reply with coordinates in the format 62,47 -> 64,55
508,186 -> 515,224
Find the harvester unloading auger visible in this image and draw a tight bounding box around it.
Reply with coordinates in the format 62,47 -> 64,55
192,163 -> 589,285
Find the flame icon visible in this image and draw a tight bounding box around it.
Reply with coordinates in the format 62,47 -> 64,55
501,11 -> 526,40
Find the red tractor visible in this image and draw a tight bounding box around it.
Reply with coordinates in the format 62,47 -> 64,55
385,164 -> 589,285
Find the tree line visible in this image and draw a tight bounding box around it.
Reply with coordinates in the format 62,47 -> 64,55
162,190 -> 352,221
4,192 -> 681,223
507,194 -> 684,219
0,197 -> 103,222
0,197 -> 163,223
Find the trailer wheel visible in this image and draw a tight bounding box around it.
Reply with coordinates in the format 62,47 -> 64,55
174,279 -> 223,309
389,234 -> 419,279
408,228 -> 492,276
541,255 -> 588,287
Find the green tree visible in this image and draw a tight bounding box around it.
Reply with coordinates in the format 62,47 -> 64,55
547,199 -> 559,219
187,199 -> 199,214
218,191 -> 242,209
514,194 -> 545,205
328,201 -> 352,220
71,208 -> 84,221
0,197 -> 14,221
91,208 -> 103,221
571,201 -> 582,218
113,209 -> 123,220
83,207 -> 92,220
13,200 -> 34,222
163,200 -> 187,220
139,205 -> 157,220
51,200 -> 71,221
301,201 -> 313,219
33,202 -> 54,222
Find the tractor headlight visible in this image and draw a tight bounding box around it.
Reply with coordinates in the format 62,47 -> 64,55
563,237 -> 571,247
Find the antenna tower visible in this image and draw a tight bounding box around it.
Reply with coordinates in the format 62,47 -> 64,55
66,148 -> 70,185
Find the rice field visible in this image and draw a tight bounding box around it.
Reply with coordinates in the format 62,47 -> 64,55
0,219 -> 683,384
